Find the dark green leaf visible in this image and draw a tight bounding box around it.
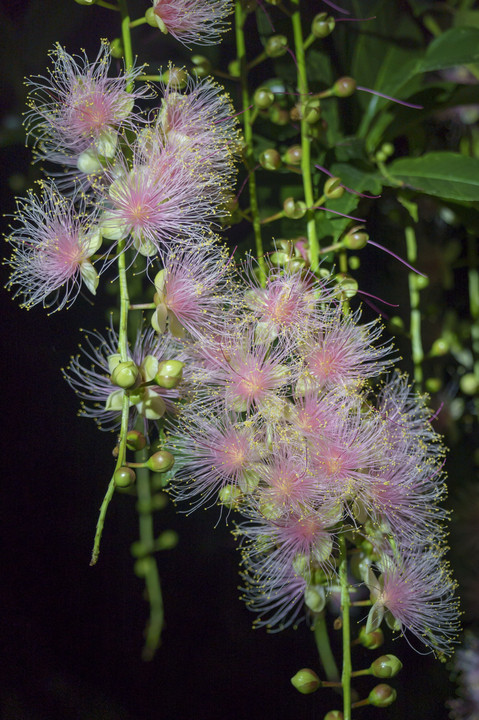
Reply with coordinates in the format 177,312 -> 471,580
417,27 -> 479,72
386,152 -> 479,201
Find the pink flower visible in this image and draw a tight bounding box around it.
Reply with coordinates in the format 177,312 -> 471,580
63,322 -> 184,432
5,183 -> 101,312
150,0 -> 233,46
25,42 -> 149,185
367,547 -> 459,655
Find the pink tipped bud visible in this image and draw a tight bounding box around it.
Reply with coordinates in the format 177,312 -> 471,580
290,668 -> 320,694
333,76 -> 357,97
368,683 -> 397,707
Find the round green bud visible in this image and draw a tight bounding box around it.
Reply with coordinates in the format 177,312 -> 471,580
156,529 -> 179,551
283,197 -> 307,219
290,104 -> 302,122
155,360 -> 184,389
162,66 -> 188,89
191,55 -> 212,78
126,430 -> 147,452
460,372 -> 479,395
375,150 -> 387,163
111,361 -> 139,389
254,87 -> 275,110
343,230 -> 368,250
324,177 -> 344,200
290,668 -> 320,694
114,466 -> 136,488
228,60 -> 240,78
259,149 -> 282,171
283,145 -> 302,166
335,273 -> 358,298
333,77 -> 357,98
370,655 -> 403,678
134,557 -> 154,577
130,541 -> 148,558
349,255 -> 361,270
266,35 -> 288,58
75,0 -> 96,4
324,712 -> 343,720
146,450 -> 175,472
381,142 -> 394,157
358,625 -> 384,649
425,377 -> 442,394
414,274 -> 429,290
303,99 -> 322,125
269,104 -> 290,126
389,315 -> 404,331
430,338 -> 449,357
312,12 -> 335,38
368,684 -> 397,708
109,38 -> 124,59
219,485 -> 242,507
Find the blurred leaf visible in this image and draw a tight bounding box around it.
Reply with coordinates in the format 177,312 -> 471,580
417,27 -> 479,72
385,152 -> 479,201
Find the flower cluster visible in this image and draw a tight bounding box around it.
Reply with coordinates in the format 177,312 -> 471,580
167,259 -> 459,655
5,43 -> 240,310
449,633 -> 479,720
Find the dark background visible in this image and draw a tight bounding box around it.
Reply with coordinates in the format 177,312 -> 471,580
1,1 -> 462,718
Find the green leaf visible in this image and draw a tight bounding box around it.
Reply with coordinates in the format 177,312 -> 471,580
386,152 -> 479,201
417,27 -> 479,72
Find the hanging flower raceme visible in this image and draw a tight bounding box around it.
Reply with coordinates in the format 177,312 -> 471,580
146,0 -> 234,47
25,42 -> 150,189
5,182 -> 102,312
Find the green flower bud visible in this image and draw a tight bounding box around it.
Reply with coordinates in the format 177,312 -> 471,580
228,60 -> 240,77
358,625 -> 384,649
156,530 -> 179,550
191,55 -> 212,78
134,557 -> 154,577
381,142 -> 394,157
130,541 -> 149,558
283,145 -> 302,165
145,6 -> 164,29
137,493 -> 168,513
425,377 -> 442,393
368,683 -> 397,708
114,466 -> 136,488
375,150 -> 387,163
290,104 -> 302,122
333,77 -> 357,98
414,274 -> 429,290
304,585 -> 326,613
218,485 -> 242,507
335,273 -> 358,298
303,99 -> 322,124
370,655 -> 403,678
283,197 -> 307,219
126,430 -> 147,452
111,361 -> 139,389
324,712 -> 343,720
324,177 -> 344,200
312,13 -> 335,38
460,372 -> 479,395
269,104 -> 290,126
389,315 -> 404,331
430,338 -> 449,357
75,0 -> 96,4
146,450 -> 175,472
266,35 -> 288,58
259,148 -> 282,170
161,66 -> 188,89
254,87 -> 275,110
155,359 -> 184,388
110,38 -> 124,59
290,668 -> 320,694
349,255 -> 360,270
343,227 -> 368,250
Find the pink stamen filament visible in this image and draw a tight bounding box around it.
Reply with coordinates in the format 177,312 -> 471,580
356,86 -> 423,110
314,205 -> 366,222
368,239 -> 427,277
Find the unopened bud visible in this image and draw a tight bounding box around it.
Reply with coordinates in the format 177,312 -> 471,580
228,60 -> 240,77
259,149 -> 282,170
283,145 -> 302,165
303,99 -> 322,124
425,377 -> 442,393
126,430 -> 147,452
324,712 -> 343,720
146,450 -> 175,472
254,87 -> 275,110
370,655 -> 403,678
114,466 -> 136,488
333,76 -> 357,98
312,12 -> 335,38
155,359 -> 184,388
344,228 -> 368,250
269,104 -> 290,126
290,668 -> 320,694
161,66 -> 188,89
75,0 -> 96,4
324,177 -> 344,200
461,372 -> 479,395
430,338 -> 449,357
283,197 -> 307,219
191,55 -> 211,78
218,485 -> 242,507
266,35 -> 288,58
368,683 -> 397,707
156,530 -> 179,550
335,273 -> 358,298
111,361 -> 139,389
358,625 -> 384,649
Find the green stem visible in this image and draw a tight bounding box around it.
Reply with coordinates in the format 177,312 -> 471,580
118,0 -> 134,85
468,234 -> 479,415
313,611 -> 340,682
405,226 -> 424,388
290,0 -> 320,271
130,16 -> 147,28
136,450 -> 164,660
339,535 -> 352,720
96,0 -> 120,10
235,0 -> 266,284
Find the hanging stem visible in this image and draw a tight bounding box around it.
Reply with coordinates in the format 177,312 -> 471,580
313,611 -> 340,682
405,225 -> 424,388
235,1 -> 266,284
339,535 -> 352,720
290,0 -> 320,271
